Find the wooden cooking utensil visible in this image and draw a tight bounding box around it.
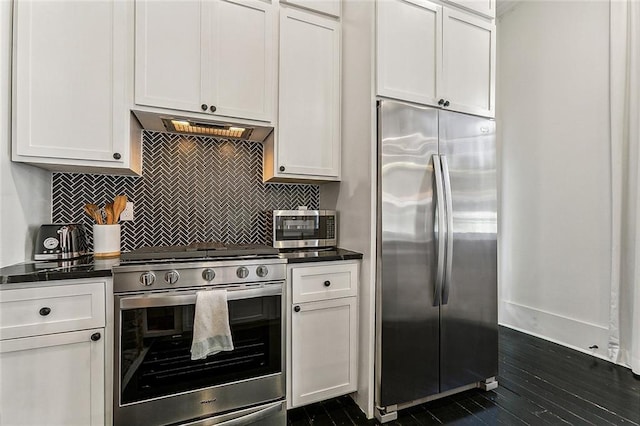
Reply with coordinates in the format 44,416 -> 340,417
83,205 -> 97,223
105,202 -> 114,225
112,195 -> 128,222
86,203 -> 103,225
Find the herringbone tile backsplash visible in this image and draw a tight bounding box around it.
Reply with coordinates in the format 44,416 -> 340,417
52,131 -> 319,252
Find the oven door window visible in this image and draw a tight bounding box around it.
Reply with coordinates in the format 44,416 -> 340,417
119,295 -> 281,405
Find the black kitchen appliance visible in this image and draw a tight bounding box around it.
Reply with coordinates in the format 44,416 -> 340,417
34,224 -> 88,260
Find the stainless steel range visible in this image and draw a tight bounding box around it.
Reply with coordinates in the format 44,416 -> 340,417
112,243 -> 287,426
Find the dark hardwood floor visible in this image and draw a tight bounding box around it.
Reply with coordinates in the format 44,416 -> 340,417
287,326 -> 640,425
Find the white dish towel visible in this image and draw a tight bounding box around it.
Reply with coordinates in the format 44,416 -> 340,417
190,290 -> 234,360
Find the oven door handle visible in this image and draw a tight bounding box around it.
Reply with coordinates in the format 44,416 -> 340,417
119,284 -> 282,309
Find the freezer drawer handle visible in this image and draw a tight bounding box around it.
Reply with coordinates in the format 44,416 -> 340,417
433,154 -> 446,307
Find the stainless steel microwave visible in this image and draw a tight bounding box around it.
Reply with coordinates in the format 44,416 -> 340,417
270,210 -> 337,249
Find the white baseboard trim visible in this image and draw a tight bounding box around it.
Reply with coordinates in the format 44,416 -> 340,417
632,354 -> 640,375
500,300 -> 611,362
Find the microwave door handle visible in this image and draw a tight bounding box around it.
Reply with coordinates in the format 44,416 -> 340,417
119,284 -> 282,310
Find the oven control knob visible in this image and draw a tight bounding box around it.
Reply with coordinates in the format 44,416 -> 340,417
236,266 -> 249,279
256,265 -> 269,278
202,268 -> 216,281
140,272 -> 155,286
165,270 -> 180,285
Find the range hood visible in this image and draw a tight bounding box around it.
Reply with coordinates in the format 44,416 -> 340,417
132,110 -> 274,143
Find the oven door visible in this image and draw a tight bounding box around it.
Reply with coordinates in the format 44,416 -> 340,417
114,282 -> 284,426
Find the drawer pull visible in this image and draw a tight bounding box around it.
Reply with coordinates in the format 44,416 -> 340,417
324,280 -> 331,287
39,307 -> 51,316
91,332 -> 101,342
294,305 -> 301,312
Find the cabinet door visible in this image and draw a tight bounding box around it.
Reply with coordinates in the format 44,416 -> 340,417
0,329 -> 105,426
135,0 -> 204,113
206,0 -> 275,122
13,0 -> 129,163
444,0 -> 495,19
291,297 -> 357,407
278,7 -> 341,179
441,8 -> 495,117
376,0 -> 442,107
283,0 -> 341,18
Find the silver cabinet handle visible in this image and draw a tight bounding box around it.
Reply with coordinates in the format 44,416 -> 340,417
433,154 -> 445,307
441,155 -> 454,305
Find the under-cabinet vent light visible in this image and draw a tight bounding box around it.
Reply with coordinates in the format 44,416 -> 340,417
162,118 -> 253,139
132,110 -> 274,143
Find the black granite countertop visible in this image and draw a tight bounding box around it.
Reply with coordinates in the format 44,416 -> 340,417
0,249 -> 363,284
0,255 -> 118,284
278,248 -> 363,263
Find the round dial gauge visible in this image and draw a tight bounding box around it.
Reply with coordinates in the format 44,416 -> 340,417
43,237 -> 59,250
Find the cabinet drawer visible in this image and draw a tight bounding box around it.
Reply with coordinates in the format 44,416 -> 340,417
0,282 -> 105,340
292,263 -> 357,303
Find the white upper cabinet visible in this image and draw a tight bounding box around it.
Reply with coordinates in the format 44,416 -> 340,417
281,0 -> 341,18
377,0 -> 442,108
441,8 -> 495,117
376,0 -> 496,118
135,0 -> 275,123
135,1 -> 204,114
265,6 -> 341,181
444,0 -> 495,19
12,0 -> 141,175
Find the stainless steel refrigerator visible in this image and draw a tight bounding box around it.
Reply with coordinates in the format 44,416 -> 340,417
375,99 -> 498,422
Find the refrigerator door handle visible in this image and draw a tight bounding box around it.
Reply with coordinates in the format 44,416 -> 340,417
433,154 -> 446,307
441,155 -> 454,305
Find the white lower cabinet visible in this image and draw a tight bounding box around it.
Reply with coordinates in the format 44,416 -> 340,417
287,261 -> 358,408
0,329 -> 105,426
0,280 -> 108,426
290,297 -> 357,407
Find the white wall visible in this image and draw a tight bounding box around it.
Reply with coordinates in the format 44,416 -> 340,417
320,0 -> 376,418
497,1 -> 612,357
0,0 -> 51,267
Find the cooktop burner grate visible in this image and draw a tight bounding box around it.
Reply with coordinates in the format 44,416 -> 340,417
120,242 -> 278,262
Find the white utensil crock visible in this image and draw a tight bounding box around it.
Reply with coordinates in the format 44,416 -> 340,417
93,224 -> 121,258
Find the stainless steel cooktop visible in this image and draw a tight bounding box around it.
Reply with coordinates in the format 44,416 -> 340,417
120,242 -> 279,262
